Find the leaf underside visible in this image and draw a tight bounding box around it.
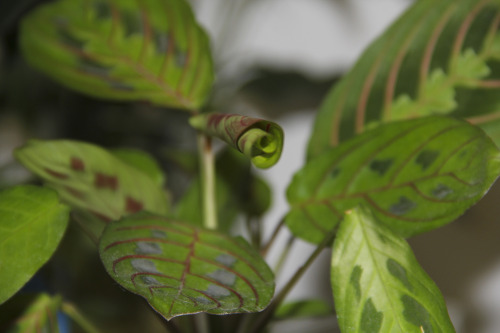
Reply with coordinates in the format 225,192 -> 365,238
0,186 -> 69,305
15,140 -> 169,222
308,0 -> 500,158
331,206 -> 455,333
287,116 -> 500,244
20,0 -> 214,110
99,212 -> 275,320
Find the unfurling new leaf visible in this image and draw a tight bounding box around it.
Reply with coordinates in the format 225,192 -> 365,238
15,140 -> 169,222
189,113 -> 284,169
331,206 -> 455,333
20,0 -> 214,110
99,212 -> 275,320
287,116 -> 500,244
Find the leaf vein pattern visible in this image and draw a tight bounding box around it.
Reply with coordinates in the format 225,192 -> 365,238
384,10 -> 428,117
341,120 -> 431,195
449,0 -> 490,71
387,123 -> 466,185
418,4 -> 457,94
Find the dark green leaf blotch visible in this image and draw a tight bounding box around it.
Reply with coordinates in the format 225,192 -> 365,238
331,167 -> 341,178
350,265 -> 363,302
415,150 -> 439,170
389,196 -> 416,215
370,158 -> 393,176
360,298 -> 383,333
402,294 -> 434,333
387,258 -> 412,291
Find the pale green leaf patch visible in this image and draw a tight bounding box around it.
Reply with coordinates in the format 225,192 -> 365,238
331,205 -> 455,333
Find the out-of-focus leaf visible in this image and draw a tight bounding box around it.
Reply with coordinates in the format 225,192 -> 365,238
274,299 -> 333,321
163,148 -> 198,175
15,140 -> 169,222
99,212 -> 275,320
0,186 -> 69,304
112,148 -> 165,186
308,0 -> 500,159
175,176 -> 238,232
243,176 -> 271,218
287,116 -> 500,244
240,67 -> 340,116
19,0 -> 214,110
175,149 -> 272,231
6,293 -> 62,333
189,113 -> 284,169
331,206 -> 455,333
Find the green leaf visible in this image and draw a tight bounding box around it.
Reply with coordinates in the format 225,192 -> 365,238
274,299 -> 333,321
112,148 -> 165,186
331,206 -> 455,333
287,116 -> 500,243
19,0 -> 214,110
308,0 -> 500,158
6,293 -> 62,333
189,113 -> 284,169
0,186 -> 69,304
99,212 -> 275,320
15,140 -> 169,222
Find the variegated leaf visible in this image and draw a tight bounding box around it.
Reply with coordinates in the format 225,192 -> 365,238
331,206 -> 455,333
308,0 -> 500,158
20,0 -> 214,110
15,140 -> 169,222
287,116 -> 500,244
99,212 -> 275,319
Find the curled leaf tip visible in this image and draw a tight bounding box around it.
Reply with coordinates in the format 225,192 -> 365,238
190,113 -> 284,168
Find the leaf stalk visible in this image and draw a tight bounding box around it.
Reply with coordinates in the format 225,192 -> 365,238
197,133 -> 218,230
249,226 -> 337,333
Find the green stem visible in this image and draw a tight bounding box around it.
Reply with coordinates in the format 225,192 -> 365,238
246,216 -> 262,249
261,217 -> 286,256
249,227 -> 338,333
61,302 -> 101,333
197,133 -> 217,230
273,235 -> 295,279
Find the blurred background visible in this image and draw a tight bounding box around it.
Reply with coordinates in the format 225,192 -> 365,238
2,0 -> 500,332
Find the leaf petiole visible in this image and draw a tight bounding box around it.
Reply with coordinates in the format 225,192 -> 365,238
249,225 -> 338,333
197,133 -> 218,230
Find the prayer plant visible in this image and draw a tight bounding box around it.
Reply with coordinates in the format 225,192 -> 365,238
2,0 -> 500,332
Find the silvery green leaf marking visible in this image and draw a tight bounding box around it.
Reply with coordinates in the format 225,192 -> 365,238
99,212 -> 275,320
